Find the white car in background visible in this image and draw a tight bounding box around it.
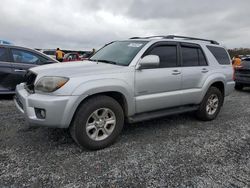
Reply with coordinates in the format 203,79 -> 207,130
40,49 -> 56,59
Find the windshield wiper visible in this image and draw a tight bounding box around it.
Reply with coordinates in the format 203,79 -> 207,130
91,59 -> 117,65
89,59 -> 98,62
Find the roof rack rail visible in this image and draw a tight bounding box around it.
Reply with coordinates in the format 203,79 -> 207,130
129,37 -> 141,39
130,36 -> 166,39
164,35 -> 219,45
129,35 -> 219,45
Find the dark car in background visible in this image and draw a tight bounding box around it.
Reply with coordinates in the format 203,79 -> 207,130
0,44 -> 58,94
235,57 -> 250,90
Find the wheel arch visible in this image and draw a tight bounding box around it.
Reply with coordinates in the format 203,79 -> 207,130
210,81 -> 225,97
67,89 -> 133,129
80,91 -> 129,117
199,74 -> 226,104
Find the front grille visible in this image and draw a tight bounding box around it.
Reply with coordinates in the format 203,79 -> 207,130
24,71 -> 37,93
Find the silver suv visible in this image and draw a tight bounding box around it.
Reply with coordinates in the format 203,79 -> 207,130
15,35 -> 235,150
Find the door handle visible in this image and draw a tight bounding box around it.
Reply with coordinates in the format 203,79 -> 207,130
201,68 -> 209,73
14,69 -> 26,72
172,70 -> 181,75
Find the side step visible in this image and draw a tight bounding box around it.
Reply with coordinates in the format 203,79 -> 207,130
128,105 -> 199,123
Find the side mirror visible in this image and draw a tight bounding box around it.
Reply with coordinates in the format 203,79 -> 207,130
137,55 -> 160,69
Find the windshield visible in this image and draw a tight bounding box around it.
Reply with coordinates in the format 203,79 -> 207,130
90,41 -> 147,66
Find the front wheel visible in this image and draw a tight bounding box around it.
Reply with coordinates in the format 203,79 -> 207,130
196,87 -> 223,121
70,95 -> 124,150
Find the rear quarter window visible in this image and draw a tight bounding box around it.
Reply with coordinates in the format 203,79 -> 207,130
207,46 -> 230,65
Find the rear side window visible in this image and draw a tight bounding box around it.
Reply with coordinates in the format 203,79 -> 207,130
181,46 -> 207,67
0,47 -> 8,61
207,46 -> 230,65
198,49 -> 207,66
181,47 -> 199,66
148,45 -> 177,68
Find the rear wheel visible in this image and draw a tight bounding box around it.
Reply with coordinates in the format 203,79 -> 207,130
196,87 -> 223,121
70,95 -> 124,150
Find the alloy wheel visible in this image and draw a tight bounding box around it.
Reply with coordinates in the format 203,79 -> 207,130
86,108 -> 116,141
206,94 -> 219,115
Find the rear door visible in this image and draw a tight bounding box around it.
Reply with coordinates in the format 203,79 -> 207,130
9,48 -> 49,90
0,46 -> 13,93
180,43 -> 209,105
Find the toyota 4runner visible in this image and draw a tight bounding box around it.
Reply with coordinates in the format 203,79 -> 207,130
14,35 -> 235,150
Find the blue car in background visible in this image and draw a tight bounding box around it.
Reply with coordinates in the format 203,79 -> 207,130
0,40 -> 13,45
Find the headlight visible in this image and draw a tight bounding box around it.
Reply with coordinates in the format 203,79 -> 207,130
35,76 -> 69,92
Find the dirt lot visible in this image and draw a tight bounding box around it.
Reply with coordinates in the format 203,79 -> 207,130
0,89 -> 250,188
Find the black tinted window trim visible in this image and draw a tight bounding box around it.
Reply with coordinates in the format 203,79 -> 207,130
180,42 -> 200,48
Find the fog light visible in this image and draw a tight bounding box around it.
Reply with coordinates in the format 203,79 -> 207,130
35,108 -> 46,119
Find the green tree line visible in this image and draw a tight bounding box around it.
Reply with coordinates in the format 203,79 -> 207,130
228,48 -> 250,58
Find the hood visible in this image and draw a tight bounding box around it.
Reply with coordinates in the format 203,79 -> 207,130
30,61 -> 127,77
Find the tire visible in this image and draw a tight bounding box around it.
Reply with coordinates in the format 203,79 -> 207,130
235,83 -> 243,90
196,87 -> 223,121
70,95 -> 124,150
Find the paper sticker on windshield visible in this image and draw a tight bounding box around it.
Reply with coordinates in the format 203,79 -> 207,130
128,43 -> 143,48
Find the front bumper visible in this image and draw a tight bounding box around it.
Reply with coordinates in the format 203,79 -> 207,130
235,77 -> 250,85
14,83 -> 80,128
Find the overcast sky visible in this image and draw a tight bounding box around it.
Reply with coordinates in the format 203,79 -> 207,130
0,0 -> 249,50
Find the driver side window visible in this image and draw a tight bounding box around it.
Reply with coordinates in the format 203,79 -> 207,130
11,49 -> 46,64
146,45 -> 178,68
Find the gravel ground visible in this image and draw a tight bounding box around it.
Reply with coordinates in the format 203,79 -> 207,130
0,89 -> 250,188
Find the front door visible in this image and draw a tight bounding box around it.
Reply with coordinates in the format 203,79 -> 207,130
135,43 -> 182,113
0,47 -> 13,93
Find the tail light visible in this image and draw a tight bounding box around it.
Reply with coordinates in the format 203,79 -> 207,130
232,64 -> 243,80
233,67 -> 235,81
